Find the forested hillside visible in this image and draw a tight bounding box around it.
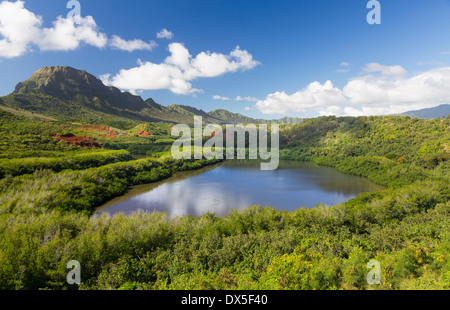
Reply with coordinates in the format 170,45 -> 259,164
0,110 -> 448,290
281,116 -> 450,186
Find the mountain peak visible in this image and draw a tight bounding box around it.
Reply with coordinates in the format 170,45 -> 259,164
32,66 -> 87,77
9,66 -> 152,118
31,66 -> 97,85
14,66 -> 103,96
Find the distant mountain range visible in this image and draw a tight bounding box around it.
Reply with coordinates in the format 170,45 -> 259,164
400,105 -> 450,119
0,66 -> 303,126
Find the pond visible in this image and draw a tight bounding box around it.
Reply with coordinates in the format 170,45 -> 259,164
95,160 -> 386,218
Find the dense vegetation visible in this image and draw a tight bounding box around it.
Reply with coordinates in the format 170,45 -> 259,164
0,104 -> 448,290
281,116 -> 450,186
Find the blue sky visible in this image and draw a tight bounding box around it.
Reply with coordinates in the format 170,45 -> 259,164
1,0 -> 450,119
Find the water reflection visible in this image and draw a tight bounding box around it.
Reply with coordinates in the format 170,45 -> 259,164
96,160 -> 385,218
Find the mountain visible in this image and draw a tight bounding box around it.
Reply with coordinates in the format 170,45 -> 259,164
400,105 -> 450,119
208,109 -> 261,124
166,104 -> 222,123
0,66 -> 303,127
3,66 -> 161,125
271,117 -> 304,125
138,101 -> 224,124
207,109 -> 303,125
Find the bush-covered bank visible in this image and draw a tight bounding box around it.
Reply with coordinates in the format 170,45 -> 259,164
0,181 -> 448,290
0,157 -> 222,215
0,150 -> 134,178
280,115 -> 449,187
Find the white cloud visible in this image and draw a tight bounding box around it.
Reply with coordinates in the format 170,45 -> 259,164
109,35 -> 158,52
213,95 -> 230,101
38,15 -> 108,51
0,1 -> 108,57
344,66 -> 450,111
336,62 -> 351,73
235,96 -> 259,102
255,63 -> 450,117
363,63 -> 407,77
102,43 -> 260,95
0,1 -> 158,57
0,0 -> 42,57
256,80 -> 347,115
156,28 -> 174,40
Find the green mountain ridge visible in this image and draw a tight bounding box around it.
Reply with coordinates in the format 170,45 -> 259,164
0,66 -> 303,127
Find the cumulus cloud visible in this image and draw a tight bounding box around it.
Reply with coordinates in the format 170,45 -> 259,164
256,80 -> 347,115
110,35 -> 158,52
0,1 -> 157,57
343,66 -> 450,114
213,95 -> 230,101
38,15 -> 108,51
0,1 -> 108,57
256,63 -> 450,116
102,43 -> 260,95
0,0 -> 42,57
156,28 -> 174,40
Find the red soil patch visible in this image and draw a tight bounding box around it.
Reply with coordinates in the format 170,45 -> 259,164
77,126 -> 118,139
52,133 -> 101,149
101,131 -> 117,138
135,130 -> 151,137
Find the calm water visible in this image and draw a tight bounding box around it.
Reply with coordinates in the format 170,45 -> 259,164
96,160 -> 385,218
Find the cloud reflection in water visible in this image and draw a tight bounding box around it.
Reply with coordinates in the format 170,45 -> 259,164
97,161 -> 385,218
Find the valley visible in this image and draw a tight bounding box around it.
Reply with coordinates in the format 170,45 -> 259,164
0,66 -> 448,290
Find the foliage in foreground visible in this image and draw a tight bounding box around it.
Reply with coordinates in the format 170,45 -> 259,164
0,182 -> 448,290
